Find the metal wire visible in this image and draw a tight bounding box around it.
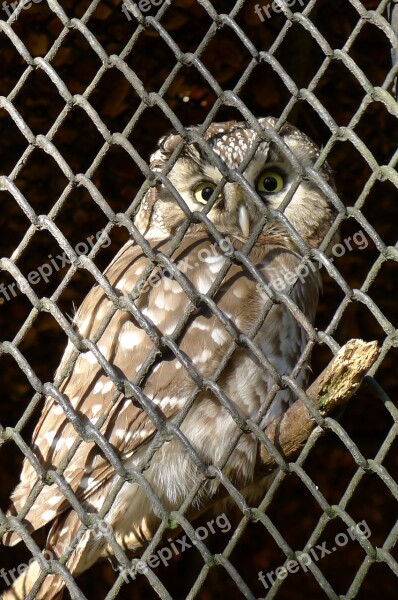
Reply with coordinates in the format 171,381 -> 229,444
0,1 -> 397,599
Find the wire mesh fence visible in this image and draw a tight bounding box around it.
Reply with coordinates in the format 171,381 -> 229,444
0,0 -> 397,598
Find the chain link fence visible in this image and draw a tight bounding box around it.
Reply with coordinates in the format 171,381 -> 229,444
0,1 -> 397,598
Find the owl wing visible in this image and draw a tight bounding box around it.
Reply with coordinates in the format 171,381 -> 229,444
3,236 -> 232,543
5,237 -> 178,544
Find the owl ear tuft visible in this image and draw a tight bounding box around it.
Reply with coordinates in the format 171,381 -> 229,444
149,131 -> 184,170
159,132 -> 184,155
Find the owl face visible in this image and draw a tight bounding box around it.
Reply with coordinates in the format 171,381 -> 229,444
137,117 -> 336,249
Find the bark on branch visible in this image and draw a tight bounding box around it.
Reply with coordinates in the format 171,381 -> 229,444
259,339 -> 379,467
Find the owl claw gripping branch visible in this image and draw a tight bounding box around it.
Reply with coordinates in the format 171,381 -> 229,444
2,118 -> 338,599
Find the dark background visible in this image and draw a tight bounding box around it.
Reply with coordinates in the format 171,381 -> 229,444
0,0 -> 397,598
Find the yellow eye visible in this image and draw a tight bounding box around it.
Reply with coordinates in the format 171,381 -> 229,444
193,182 -> 218,205
257,171 -> 285,194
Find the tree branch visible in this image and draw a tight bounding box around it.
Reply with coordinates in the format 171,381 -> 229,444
259,339 -> 379,467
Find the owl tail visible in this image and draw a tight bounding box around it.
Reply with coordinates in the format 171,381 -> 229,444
1,511 -> 97,600
1,561 -> 64,600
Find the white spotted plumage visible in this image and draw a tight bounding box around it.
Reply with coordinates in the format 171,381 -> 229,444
3,117 -> 337,600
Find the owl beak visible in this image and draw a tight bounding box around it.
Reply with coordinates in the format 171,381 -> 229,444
238,204 -> 250,237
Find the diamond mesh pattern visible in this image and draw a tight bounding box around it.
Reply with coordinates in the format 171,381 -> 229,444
0,1 -> 397,599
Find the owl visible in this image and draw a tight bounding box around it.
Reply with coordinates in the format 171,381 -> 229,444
2,117 -> 336,599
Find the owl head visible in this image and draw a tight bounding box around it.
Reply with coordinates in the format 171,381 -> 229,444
135,117 -> 337,250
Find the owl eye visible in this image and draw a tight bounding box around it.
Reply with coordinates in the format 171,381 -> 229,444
257,171 -> 285,194
193,182 -> 218,205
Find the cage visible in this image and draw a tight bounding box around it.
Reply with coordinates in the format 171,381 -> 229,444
0,1 -> 397,599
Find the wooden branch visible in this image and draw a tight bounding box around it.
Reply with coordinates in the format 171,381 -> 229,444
259,339 -> 379,467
